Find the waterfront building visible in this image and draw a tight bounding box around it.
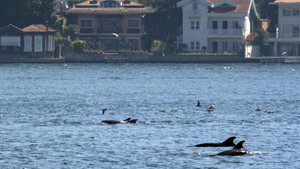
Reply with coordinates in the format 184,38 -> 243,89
269,0 -> 300,56
0,24 -> 57,58
177,0 -> 258,54
66,0 -> 154,52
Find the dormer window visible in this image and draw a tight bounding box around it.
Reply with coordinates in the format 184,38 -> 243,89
90,0 -> 98,4
100,0 -> 121,8
193,3 -> 197,10
123,0 -> 130,4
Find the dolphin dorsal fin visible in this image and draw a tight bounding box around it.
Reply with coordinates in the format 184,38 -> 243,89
223,136 -> 236,144
234,141 -> 245,149
124,118 -> 131,121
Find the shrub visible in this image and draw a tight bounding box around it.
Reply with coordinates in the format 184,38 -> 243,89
151,40 -> 167,56
55,34 -> 71,57
71,39 -> 86,54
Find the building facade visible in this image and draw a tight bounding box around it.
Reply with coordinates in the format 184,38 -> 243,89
66,0 -> 154,52
0,24 -> 56,58
177,0 -> 258,54
269,0 -> 300,56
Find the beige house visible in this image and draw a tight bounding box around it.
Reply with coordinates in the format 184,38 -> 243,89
66,0 -> 154,52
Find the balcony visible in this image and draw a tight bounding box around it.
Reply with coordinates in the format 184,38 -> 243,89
80,28 -> 93,34
208,29 -> 243,37
269,30 -> 300,42
127,28 -> 140,34
97,26 -> 123,34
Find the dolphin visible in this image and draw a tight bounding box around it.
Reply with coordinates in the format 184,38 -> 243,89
217,140 -> 251,156
101,118 -> 138,124
194,136 -> 236,147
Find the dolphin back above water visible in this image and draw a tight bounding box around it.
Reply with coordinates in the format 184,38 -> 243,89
217,140 -> 251,156
101,118 -> 138,124
194,136 -> 236,147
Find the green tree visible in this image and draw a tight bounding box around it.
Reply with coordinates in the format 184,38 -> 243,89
63,25 -> 78,40
54,17 -> 67,33
0,0 -> 55,28
142,0 -> 182,54
255,0 -> 278,33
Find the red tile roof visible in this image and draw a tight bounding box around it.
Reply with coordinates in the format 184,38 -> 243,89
71,0 -> 152,14
208,0 -> 251,13
76,0 -> 144,7
123,1 -> 144,7
68,7 -> 154,14
273,0 -> 300,3
76,0 -> 98,7
23,24 -> 57,33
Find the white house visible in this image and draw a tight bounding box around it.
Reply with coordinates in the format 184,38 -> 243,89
177,0 -> 258,53
269,0 -> 300,56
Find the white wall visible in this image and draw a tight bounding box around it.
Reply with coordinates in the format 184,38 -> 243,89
182,1 -> 208,51
278,4 -> 300,37
180,0 -> 251,52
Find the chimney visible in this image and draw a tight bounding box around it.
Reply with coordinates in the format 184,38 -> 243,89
46,21 -> 49,31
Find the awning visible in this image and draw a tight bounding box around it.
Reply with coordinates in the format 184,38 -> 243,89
0,36 -> 21,46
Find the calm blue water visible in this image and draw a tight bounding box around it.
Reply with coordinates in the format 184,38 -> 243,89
0,63 -> 299,168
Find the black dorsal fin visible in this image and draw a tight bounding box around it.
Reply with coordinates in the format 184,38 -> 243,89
223,136 -> 236,144
234,140 -> 245,149
124,118 -> 131,121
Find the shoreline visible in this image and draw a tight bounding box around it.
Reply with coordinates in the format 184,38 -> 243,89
1,54 -> 300,63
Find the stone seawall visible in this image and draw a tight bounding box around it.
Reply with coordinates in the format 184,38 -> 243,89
65,53 -> 105,62
0,54 -> 64,63
0,53 -> 259,63
64,53 -> 246,63
150,54 -> 246,63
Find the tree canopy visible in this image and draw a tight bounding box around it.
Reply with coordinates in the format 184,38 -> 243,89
0,0 -> 55,28
141,0 -> 182,52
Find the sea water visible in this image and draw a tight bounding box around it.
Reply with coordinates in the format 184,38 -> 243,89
0,63 -> 299,168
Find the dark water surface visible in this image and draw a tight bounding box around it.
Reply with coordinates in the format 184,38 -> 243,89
0,63 -> 299,168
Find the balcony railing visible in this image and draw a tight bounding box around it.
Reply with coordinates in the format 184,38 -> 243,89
80,28 -> 93,34
269,31 -> 300,39
97,26 -> 123,34
208,29 -> 243,36
127,28 -> 140,34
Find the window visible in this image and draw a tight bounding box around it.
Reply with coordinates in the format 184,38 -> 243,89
99,20 -> 121,33
232,41 -> 239,51
293,26 -> 299,37
232,21 -> 240,29
127,19 -> 139,28
48,35 -> 53,51
292,8 -> 299,16
196,42 -> 200,50
222,42 -> 228,52
191,22 -> 195,29
24,35 -> 32,52
191,41 -> 195,50
193,3 -> 198,10
222,21 -> 228,29
34,35 -> 42,52
212,21 -> 218,29
100,1 -> 120,8
283,8 -> 291,16
0,36 -> 20,46
196,21 -> 200,29
80,19 -> 93,28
